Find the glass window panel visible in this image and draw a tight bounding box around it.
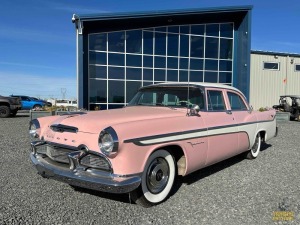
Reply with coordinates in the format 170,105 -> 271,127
263,62 -> 279,70
228,92 -> 247,110
143,31 -> 153,55
155,56 -> 166,68
108,104 -> 125,109
191,25 -> 205,35
108,66 -> 124,79
143,81 -> 153,87
126,30 -> 142,54
89,34 -> 107,51
179,58 -> 189,69
219,60 -> 232,71
167,70 -> 178,82
219,72 -> 232,83
179,70 -> 188,82
155,27 -> 167,32
90,65 -> 107,79
126,81 -> 142,102
180,35 -> 189,57
89,80 -> 107,103
168,26 -> 179,33
206,24 -> 219,37
220,39 -> 233,59
190,58 -> 203,70
190,71 -> 203,82
89,52 -> 107,65
108,80 -> 124,103
89,104 -> 107,110
205,37 -> 219,58
126,68 -> 142,80
167,33 -> 179,56
143,56 -> 153,68
108,53 -> 124,66
108,31 -> 125,52
207,90 -> 225,111
180,25 -> 190,34
126,54 -> 142,67
205,59 -> 218,70
155,32 -> 166,55
154,69 -> 165,81
295,64 -> 300,72
204,72 -> 218,82
143,69 -> 153,80
167,57 -> 178,69
220,23 -> 233,38
191,36 -> 204,58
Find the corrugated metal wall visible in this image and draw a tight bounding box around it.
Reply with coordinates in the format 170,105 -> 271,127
250,53 -> 300,109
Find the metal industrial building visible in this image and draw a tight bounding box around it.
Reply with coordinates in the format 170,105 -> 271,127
72,6 -> 252,110
250,50 -> 300,109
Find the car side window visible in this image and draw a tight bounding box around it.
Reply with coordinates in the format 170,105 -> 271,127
227,92 -> 247,110
207,90 -> 226,111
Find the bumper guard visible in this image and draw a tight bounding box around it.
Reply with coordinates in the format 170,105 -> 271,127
30,141 -> 141,194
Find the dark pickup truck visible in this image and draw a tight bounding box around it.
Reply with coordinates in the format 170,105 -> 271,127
0,95 -> 22,118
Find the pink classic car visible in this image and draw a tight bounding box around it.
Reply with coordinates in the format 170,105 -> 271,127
29,83 -> 277,207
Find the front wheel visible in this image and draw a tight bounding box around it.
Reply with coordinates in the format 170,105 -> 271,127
131,149 -> 176,207
246,133 -> 261,159
0,106 -> 11,118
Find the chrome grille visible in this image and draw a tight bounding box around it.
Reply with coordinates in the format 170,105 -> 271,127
46,145 -> 73,164
80,154 -> 111,171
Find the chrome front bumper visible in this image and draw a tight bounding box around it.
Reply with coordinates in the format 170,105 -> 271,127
30,142 -> 141,194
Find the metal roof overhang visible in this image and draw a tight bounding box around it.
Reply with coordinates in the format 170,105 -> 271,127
72,5 -> 252,33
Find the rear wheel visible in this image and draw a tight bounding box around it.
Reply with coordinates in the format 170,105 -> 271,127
0,106 -> 11,118
131,149 -> 176,207
247,133 -> 261,159
33,104 -> 42,110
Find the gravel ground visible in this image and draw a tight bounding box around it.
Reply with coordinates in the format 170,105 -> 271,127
0,114 -> 299,225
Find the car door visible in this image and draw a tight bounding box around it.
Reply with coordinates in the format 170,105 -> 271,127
201,89 -> 239,167
226,91 -> 257,152
21,96 -> 32,110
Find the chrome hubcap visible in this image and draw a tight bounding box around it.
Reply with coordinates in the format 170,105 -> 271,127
146,157 -> 169,194
252,135 -> 259,153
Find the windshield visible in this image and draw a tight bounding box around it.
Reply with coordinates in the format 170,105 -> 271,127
128,86 -> 204,109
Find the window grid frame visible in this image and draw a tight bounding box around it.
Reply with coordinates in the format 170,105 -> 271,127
88,23 -> 234,109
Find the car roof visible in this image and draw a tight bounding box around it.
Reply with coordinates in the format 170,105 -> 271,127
143,82 -> 245,96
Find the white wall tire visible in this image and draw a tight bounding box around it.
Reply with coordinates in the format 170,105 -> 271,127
131,149 -> 176,207
247,133 -> 261,159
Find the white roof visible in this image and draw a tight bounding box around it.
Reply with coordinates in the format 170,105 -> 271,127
152,82 -> 240,92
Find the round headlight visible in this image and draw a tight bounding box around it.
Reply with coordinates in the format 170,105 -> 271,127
29,120 -> 40,138
99,132 -> 114,154
98,127 -> 119,157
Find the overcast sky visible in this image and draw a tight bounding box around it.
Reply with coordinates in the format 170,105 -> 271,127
1,0 -> 299,99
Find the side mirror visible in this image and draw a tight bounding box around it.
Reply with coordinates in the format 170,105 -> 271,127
248,105 -> 253,114
188,104 -> 200,116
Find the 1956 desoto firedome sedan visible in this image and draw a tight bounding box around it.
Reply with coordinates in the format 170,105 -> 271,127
29,83 -> 277,207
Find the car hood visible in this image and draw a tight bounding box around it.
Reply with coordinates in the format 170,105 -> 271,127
51,106 -> 185,134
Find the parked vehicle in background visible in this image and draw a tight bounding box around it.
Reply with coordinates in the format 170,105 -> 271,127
10,95 -> 51,110
29,82 -> 278,207
273,95 -> 300,121
47,99 -> 77,108
0,95 -> 22,118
